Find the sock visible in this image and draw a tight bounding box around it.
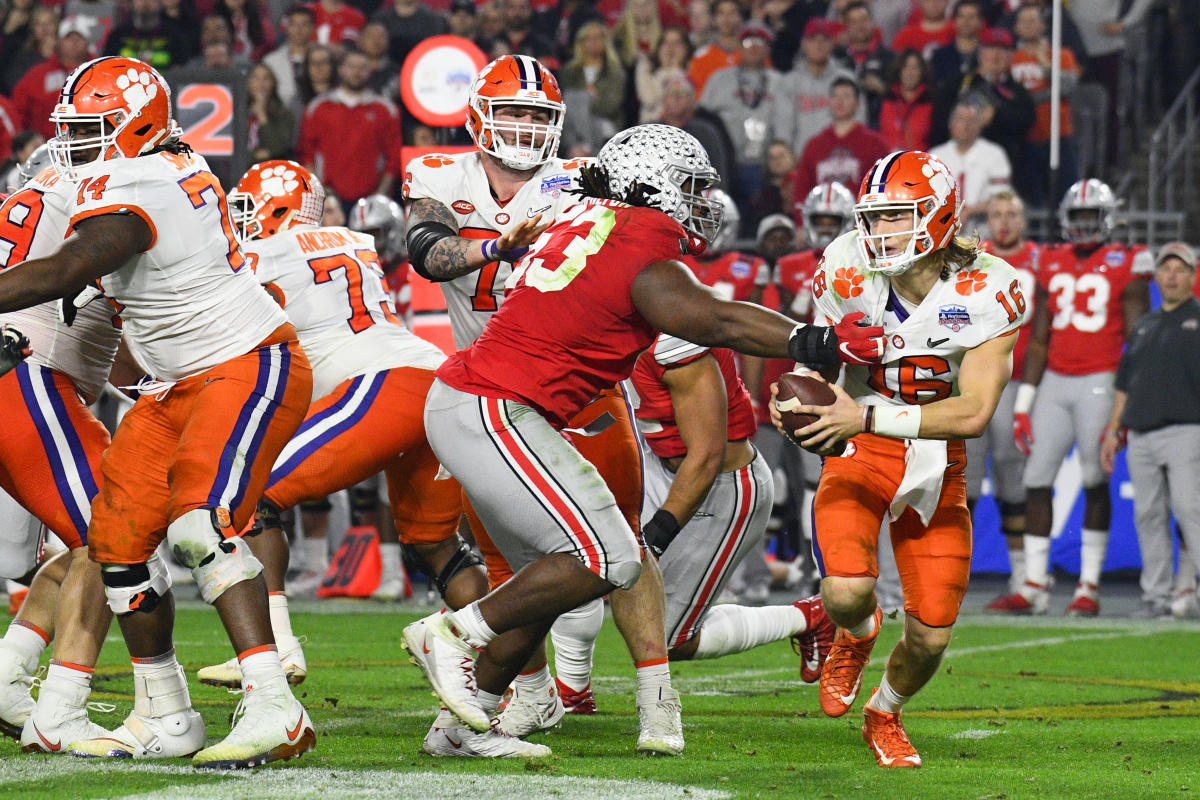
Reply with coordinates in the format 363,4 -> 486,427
4,621 -> 49,668
268,592 -> 295,642
866,674 -> 910,713
131,649 -> 191,718
47,659 -> 93,689
1007,549 -> 1027,594
238,644 -> 286,689
1022,535 -> 1051,588
514,664 -> 553,696
378,542 -> 402,582
692,603 -> 805,660
303,536 -> 328,573
448,603 -> 495,648
845,609 -> 879,639
550,598 -> 603,691
1079,528 -> 1108,588
634,657 -> 671,706
478,689 -> 503,716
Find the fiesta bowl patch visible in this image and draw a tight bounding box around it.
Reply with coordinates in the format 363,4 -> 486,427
540,174 -> 571,197
938,304 -> 972,331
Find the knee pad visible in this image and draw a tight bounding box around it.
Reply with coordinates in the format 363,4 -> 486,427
402,539 -> 485,599
167,508 -> 263,604
247,499 -> 284,538
101,555 -> 171,616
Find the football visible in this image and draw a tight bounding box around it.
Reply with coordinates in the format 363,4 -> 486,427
776,372 -> 845,455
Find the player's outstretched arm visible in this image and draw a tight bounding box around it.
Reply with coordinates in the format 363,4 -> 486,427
406,198 -> 548,282
0,213 -> 150,314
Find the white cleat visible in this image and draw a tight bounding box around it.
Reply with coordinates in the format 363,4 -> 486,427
0,643 -> 36,740
636,687 -> 684,756
423,709 -> 551,758
20,680 -> 112,755
371,576 -> 407,602
495,680 -> 565,738
197,637 -> 309,688
400,613 -> 488,732
69,708 -> 206,759
192,679 -> 315,769
287,570 -> 325,598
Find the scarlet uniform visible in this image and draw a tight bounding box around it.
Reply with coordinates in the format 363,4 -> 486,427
1036,242 -> 1152,375
79,149 -> 313,563
0,166 -> 116,551
682,251 -> 764,303
752,249 -> 823,421
249,225 -> 459,545
810,231 -> 1023,625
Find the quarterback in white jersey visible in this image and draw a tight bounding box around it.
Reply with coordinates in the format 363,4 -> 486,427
774,151 -> 1023,769
0,57 -> 315,769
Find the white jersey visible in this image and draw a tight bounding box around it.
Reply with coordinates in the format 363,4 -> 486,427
0,167 -> 120,402
403,151 -> 588,349
813,231 -> 1024,409
248,225 -> 444,399
68,150 -> 287,382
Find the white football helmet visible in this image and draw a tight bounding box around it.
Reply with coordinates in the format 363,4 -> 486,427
15,142 -> 54,189
802,182 -> 854,250
598,124 -> 722,248
1058,179 -> 1116,245
349,194 -> 406,262
704,188 -> 740,254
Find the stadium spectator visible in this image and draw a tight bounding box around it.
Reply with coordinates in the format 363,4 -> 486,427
788,77 -> 888,216
0,98 -> 18,169
699,22 -> 784,207
476,0 -> 508,52
372,0 -> 448,67
929,101 -> 1011,232
358,21 -> 399,99
263,3 -> 315,109
929,0 -> 984,86
12,15 -> 92,139
103,0 -> 193,71
834,1 -> 891,125
687,0 -> 714,49
247,62 -> 296,161
687,0 -> 744,97
612,0 -> 662,68
311,0 -> 366,46
538,0 -> 606,63
447,0 -> 478,40
890,0 -> 953,59
62,0 -> 118,50
657,71 -> 735,190
873,0 -> 915,44
2,5 -> 59,94
499,0 -> 556,64
0,0 -> 35,51
297,48 -> 402,208
1011,2 -> 1080,207
158,0 -> 198,58
878,48 -> 935,151
933,26 -> 1034,167
298,43 -> 336,105
745,139 -> 797,235
186,14 -> 249,71
1102,243 -> 1200,619
773,17 -> 856,160
635,25 -> 693,123
560,20 -> 628,137
215,0 -> 274,62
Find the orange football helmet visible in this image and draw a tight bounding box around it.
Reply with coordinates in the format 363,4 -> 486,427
466,55 -> 564,170
48,56 -> 177,180
229,160 -> 325,243
853,150 -> 961,275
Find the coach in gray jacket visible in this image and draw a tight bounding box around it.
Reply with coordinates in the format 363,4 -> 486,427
1101,242 -> 1200,619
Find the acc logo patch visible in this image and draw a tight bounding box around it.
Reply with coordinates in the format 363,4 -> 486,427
452,200 -> 475,214
540,174 -> 571,197
495,212 -> 510,225
938,304 -> 972,331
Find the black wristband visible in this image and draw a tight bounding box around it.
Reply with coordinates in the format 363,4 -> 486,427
407,220 -> 458,281
642,509 -> 682,558
787,323 -> 839,367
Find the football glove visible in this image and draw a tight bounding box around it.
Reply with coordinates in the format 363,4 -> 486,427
787,311 -> 886,367
0,324 -> 31,378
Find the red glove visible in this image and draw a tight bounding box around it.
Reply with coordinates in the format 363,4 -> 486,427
832,311 -> 886,365
1013,412 -> 1034,456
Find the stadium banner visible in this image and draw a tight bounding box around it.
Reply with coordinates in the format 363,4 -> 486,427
399,35 -> 486,128
165,67 -> 247,190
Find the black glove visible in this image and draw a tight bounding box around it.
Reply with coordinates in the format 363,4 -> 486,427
643,509 -> 681,559
0,324 -> 31,378
787,312 -> 887,367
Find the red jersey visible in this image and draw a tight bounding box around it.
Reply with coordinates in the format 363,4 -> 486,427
1037,242 -> 1152,375
310,1 -> 365,44
437,200 -> 689,428
296,89 -> 403,203
383,258 -> 412,321
632,335 -> 757,459
982,239 -> 1038,381
890,21 -> 954,59
681,251 -> 765,301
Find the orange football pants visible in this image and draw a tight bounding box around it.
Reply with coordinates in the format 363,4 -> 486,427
88,326 -> 312,564
813,433 -> 971,628
263,367 -> 461,545
471,384 -> 644,589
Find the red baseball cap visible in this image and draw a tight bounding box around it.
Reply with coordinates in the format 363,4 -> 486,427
979,27 -> 1014,49
803,17 -> 839,39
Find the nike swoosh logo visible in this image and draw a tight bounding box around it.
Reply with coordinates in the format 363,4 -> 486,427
423,631 -> 432,655
839,674 -> 863,706
897,411 -> 909,418
203,377 -> 224,386
527,204 -> 551,217
447,734 -> 464,749
286,715 -> 305,743
927,337 -> 949,347
34,722 -> 61,751
693,512 -> 713,518
871,741 -> 896,766
947,460 -> 960,468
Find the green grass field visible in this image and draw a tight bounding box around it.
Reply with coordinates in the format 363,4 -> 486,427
2,600 -> 1198,800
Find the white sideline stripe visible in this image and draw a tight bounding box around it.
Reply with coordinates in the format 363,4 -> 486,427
952,729 -> 1001,740
0,763 -> 732,800
945,629 -> 1161,658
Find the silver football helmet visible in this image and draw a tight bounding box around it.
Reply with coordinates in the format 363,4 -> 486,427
802,182 -> 854,250
1058,179 -> 1117,245
349,194 -> 407,262
15,142 -> 54,189
704,188 -> 740,254
597,124 -> 722,248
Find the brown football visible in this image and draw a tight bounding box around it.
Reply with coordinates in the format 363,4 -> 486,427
776,372 -> 844,455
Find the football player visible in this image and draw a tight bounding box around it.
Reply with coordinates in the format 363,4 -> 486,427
1005,180 -> 1150,616
773,150 -> 1025,767
404,123 -> 885,756
0,58 -> 316,768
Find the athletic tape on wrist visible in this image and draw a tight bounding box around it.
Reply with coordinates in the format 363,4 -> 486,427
871,404 -> 921,439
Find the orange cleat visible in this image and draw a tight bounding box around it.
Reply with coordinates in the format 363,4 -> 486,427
862,690 -> 921,768
555,677 -> 596,714
790,595 -> 836,683
818,606 -> 882,717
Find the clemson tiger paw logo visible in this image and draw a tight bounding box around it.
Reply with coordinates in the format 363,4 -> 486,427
257,164 -> 300,197
114,68 -> 158,107
833,266 -> 864,298
955,268 -> 988,296
421,155 -> 454,168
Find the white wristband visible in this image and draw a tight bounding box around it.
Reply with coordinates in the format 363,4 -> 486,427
872,404 -> 922,439
1014,382 -> 1036,415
